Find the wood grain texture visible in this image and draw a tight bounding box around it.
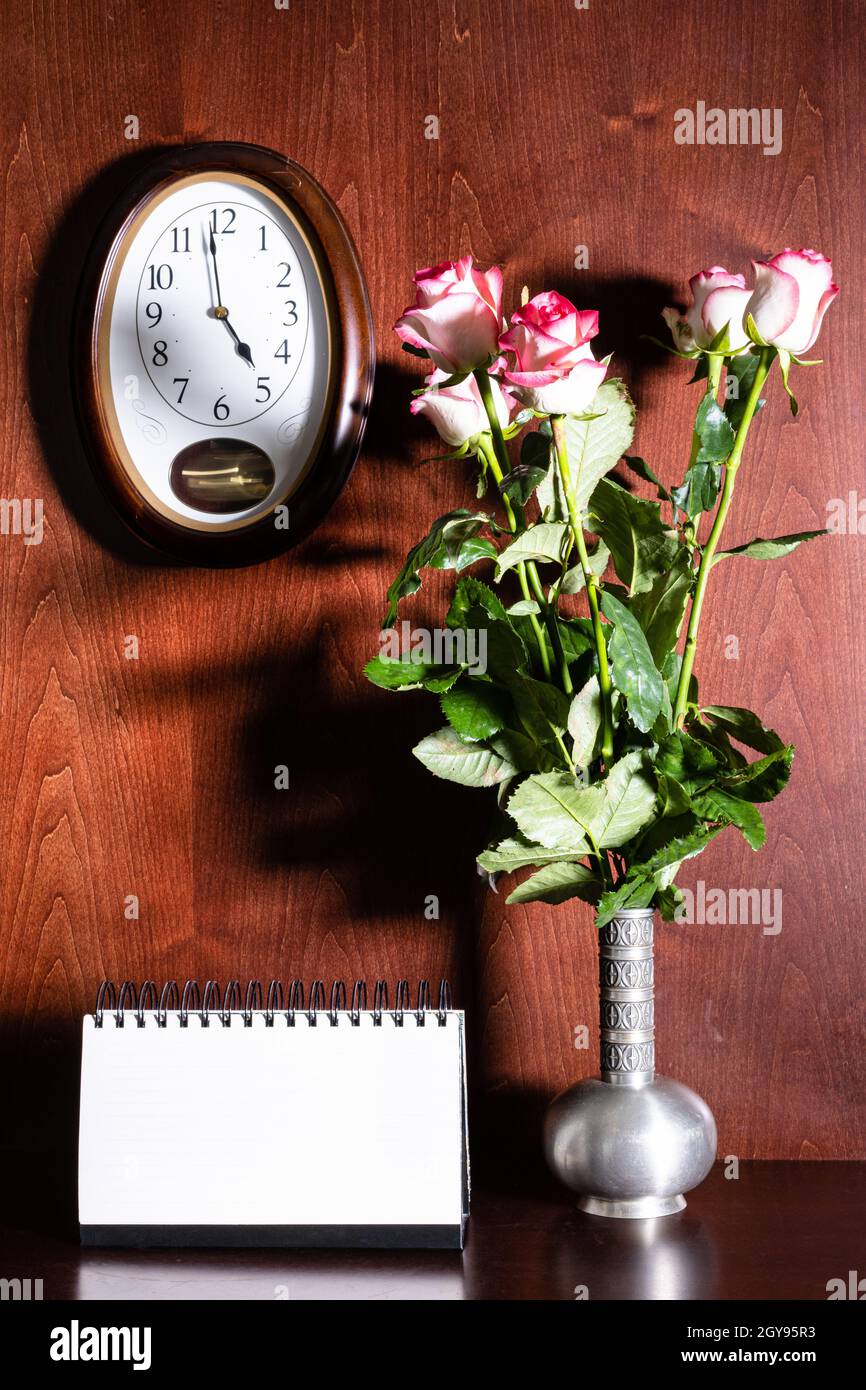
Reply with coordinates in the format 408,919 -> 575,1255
0,0 -> 863,1170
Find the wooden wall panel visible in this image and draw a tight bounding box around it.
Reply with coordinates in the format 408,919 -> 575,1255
0,0 -> 863,1173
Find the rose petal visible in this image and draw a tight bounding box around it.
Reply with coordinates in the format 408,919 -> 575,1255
701,286 -> 753,350
746,261 -> 800,344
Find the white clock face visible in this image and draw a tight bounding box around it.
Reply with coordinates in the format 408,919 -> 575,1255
102,172 -> 333,529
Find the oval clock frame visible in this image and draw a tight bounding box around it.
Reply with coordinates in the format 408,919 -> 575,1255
74,142 -> 374,566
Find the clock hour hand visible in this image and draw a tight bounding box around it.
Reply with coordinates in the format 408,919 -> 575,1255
208,228 -> 255,368
218,312 -> 255,368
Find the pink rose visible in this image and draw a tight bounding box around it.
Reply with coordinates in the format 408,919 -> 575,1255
745,248 -> 839,354
498,291 -> 607,415
394,256 -> 504,373
662,266 -> 752,353
410,367 -> 517,447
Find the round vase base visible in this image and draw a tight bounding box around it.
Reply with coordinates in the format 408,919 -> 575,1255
577,1192 -> 686,1220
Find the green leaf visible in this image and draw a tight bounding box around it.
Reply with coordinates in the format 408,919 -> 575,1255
520,430 -> 551,471
589,476 -> 680,595
507,599 -> 541,616
621,455 -> 671,502
507,773 -> 598,851
671,461 -> 721,519
713,530 -> 828,565
724,352 -> 766,431
506,861 -> 602,906
559,378 -> 637,516
495,522 -> 570,577
558,540 -> 610,595
567,676 -> 602,766
471,614 -> 529,684
718,744 -> 794,803
692,787 -> 766,850
600,591 -> 664,733
536,456 -> 568,522
364,654 -> 462,692
670,387 -> 736,519
656,730 -> 722,793
412,726 -> 519,787
631,813 -> 722,873
453,536 -> 498,569
589,750 -> 658,848
447,583 -> 529,686
440,680 -> 511,742
384,511 -> 497,625
688,356 -> 709,383
694,389 -> 735,464
655,772 -> 693,817
477,835 -> 578,874
506,671 -> 572,746
776,348 -> 799,415
699,706 -> 783,755
557,618 -> 597,664
447,576 -> 510,629
656,882 -> 687,921
627,550 -> 693,667
489,730 -> 561,774
595,876 -> 657,928
497,432 -> 550,508
688,716 -> 748,770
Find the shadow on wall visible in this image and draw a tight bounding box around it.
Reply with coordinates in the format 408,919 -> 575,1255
554,272 -> 680,404
28,145 -> 178,567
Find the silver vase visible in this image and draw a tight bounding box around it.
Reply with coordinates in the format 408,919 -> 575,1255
544,907 -> 717,1218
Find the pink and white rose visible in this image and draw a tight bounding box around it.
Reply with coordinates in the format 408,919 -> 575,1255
498,291 -> 607,415
662,266 -> 752,353
410,367 -> 517,447
394,256 -> 504,373
745,248 -> 839,355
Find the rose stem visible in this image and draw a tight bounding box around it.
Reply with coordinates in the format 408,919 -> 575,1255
550,414 -> 614,764
474,370 -> 572,694
673,348 -> 773,728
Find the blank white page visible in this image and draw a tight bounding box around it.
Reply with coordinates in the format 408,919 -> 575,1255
79,1011 -> 468,1243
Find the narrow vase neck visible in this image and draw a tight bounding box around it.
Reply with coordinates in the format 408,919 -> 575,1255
598,910 -> 655,1087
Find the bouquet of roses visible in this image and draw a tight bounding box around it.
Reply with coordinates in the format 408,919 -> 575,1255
365,252 -> 837,925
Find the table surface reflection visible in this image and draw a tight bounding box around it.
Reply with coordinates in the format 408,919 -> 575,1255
1,1161 -> 862,1300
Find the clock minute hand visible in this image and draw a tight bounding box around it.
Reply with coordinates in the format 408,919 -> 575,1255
208,227 -> 255,368
208,228 -> 224,306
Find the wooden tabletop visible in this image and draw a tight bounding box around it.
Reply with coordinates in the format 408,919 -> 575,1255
2,1159 -> 862,1301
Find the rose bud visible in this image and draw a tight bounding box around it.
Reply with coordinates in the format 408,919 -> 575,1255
410,367 -> 516,447
662,266 -> 752,354
499,291 -> 607,415
394,256 -> 504,373
745,248 -> 839,355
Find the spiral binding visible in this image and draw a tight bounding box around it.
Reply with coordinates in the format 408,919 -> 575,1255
94,979 -> 454,1028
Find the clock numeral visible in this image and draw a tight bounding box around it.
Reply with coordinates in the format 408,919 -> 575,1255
259,225 -> 267,251
147,264 -> 173,291
209,207 -> 236,235
152,341 -> 168,366
213,394 -> 230,421
144,301 -> 162,326
171,226 -> 190,253
256,376 -> 272,403
173,377 -> 189,404
276,262 -> 291,288
283,300 -> 298,327
274,340 -> 291,363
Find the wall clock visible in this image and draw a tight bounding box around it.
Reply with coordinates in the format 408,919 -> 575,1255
75,142 -> 374,564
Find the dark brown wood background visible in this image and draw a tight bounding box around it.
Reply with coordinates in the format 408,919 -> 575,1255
1,0 -> 863,1180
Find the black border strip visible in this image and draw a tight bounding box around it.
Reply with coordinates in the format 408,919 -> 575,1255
81,1222 -> 465,1250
